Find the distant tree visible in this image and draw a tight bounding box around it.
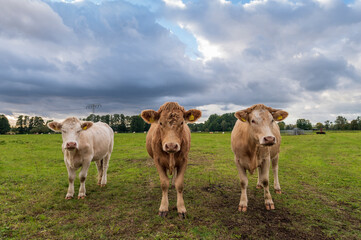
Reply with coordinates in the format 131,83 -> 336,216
350,120 -> 359,130
315,122 -> 324,130
100,115 -> 110,125
0,115 -> 11,134
118,114 -> 127,133
285,124 -> 295,130
188,123 -> 204,132
16,115 -> 25,134
130,115 -> 144,132
296,119 -> 312,130
334,116 -> 348,130
324,120 -> 331,130
29,116 -> 49,134
278,121 -> 286,130
356,117 -> 361,130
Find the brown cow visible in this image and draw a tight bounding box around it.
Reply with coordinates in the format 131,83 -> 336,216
231,104 -> 288,212
141,102 -> 201,218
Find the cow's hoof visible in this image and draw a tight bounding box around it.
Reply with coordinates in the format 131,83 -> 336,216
97,183 -> 101,186
238,205 -> 247,212
158,211 -> 168,217
100,184 -> 106,187
275,190 -> 282,194
256,184 -> 263,189
265,203 -> 275,210
65,196 -> 73,200
178,212 -> 186,219
78,196 -> 86,199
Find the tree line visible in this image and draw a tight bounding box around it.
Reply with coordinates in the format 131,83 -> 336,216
1,113 -> 361,134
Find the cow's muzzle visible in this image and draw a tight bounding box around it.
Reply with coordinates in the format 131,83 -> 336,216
261,136 -> 276,146
163,142 -> 180,153
65,142 -> 77,150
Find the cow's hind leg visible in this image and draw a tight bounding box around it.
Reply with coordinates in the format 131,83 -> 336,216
235,157 -> 248,212
78,160 -> 91,199
175,163 -> 187,219
156,163 -> 169,217
272,154 -> 281,194
95,160 -> 103,186
100,154 -> 111,187
259,157 -> 274,210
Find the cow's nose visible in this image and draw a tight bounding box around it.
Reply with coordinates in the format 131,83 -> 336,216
165,143 -> 179,153
66,142 -> 77,149
263,136 -> 276,145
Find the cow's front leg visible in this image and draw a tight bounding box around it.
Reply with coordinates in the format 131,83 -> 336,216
175,162 -> 187,219
257,169 -> 263,189
272,154 -> 281,194
65,164 -> 76,200
156,162 -> 169,217
78,160 -> 91,199
235,157 -> 248,212
259,157 -> 274,210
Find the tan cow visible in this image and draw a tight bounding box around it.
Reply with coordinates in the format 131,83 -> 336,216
141,102 -> 201,218
231,104 -> 288,212
48,117 -> 114,199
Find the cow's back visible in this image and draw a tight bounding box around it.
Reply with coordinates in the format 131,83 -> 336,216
80,122 -> 114,160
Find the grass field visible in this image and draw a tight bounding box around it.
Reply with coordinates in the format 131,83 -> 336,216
1,132 -> 361,239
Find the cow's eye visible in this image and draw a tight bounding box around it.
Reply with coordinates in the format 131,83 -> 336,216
251,120 -> 256,124
271,119 -> 275,123
181,122 -> 184,125
77,130 -> 82,133
159,122 -> 163,126
62,130 -> 67,133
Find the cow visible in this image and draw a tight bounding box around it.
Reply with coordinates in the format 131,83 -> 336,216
141,102 -> 201,218
231,104 -> 288,212
48,117 -> 114,199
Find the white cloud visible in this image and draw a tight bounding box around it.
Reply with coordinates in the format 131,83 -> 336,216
163,0 -> 186,9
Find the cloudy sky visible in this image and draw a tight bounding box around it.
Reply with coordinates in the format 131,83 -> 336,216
1,0 -> 361,125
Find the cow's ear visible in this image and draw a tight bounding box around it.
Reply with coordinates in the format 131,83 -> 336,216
48,121 -> 62,132
235,110 -> 249,123
141,110 -> 159,124
81,121 -> 93,130
272,110 -> 288,121
184,109 -> 202,123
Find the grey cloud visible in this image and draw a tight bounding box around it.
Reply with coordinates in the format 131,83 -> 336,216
1,0 -> 361,122
289,55 -> 359,91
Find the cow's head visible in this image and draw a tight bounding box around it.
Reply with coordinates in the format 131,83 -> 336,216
235,104 -> 288,146
141,102 -> 201,153
47,117 -> 93,151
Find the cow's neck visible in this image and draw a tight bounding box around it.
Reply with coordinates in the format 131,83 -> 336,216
65,149 -> 79,167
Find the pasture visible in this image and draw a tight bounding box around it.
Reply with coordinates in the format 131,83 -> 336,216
1,132 -> 361,239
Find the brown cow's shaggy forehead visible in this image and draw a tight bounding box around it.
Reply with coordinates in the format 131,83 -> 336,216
160,110 -> 184,123
158,102 -> 185,113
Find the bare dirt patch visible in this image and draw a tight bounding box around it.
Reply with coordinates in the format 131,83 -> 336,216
199,183 -> 334,240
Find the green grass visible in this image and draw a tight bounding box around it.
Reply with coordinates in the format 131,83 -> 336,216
1,132 -> 361,239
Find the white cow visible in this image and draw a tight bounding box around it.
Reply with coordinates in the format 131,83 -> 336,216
48,117 -> 114,199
